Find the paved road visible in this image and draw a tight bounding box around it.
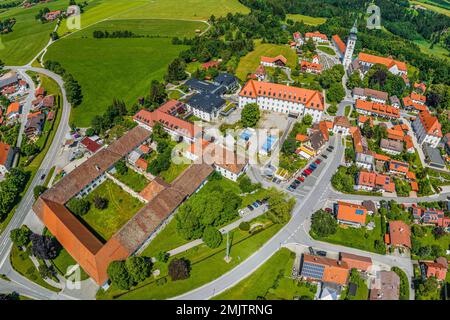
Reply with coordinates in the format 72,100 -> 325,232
173,135 -> 344,299
0,66 -> 72,299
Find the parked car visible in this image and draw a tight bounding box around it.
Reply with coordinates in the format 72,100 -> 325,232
322,154 -> 328,159
310,163 -> 317,169
315,159 -> 322,164
316,250 -> 327,257
247,205 -> 254,211
256,200 -> 263,206
287,186 -> 294,191
329,145 -> 334,150
298,177 -> 305,182
253,202 -> 259,208
40,174 -> 46,180
325,207 -> 333,213
308,247 -> 315,255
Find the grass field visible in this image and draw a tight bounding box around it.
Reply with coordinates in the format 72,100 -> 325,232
115,0 -> 249,21
0,0 -> 69,65
45,22 -> 192,127
412,225 -> 450,260
413,39 -> 449,60
317,45 -> 335,56
410,0 -> 450,16
311,215 -> 385,255
159,161 -> 190,183
79,180 -> 144,241
10,246 -> 60,292
114,168 -> 149,193
214,248 -> 317,300
286,14 -> 326,25
98,220 -> 283,300
236,42 -> 298,81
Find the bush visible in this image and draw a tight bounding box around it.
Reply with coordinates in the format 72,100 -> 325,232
93,195 -> 108,210
66,198 -> 90,216
239,221 -> 251,231
310,210 -> 337,238
10,226 -> 31,248
125,256 -> 151,283
30,234 -> 58,260
156,251 -> 170,263
156,277 -> 167,286
33,185 -> 47,200
168,258 -> 190,281
107,260 -> 132,290
202,227 -> 222,249
391,267 -> 410,300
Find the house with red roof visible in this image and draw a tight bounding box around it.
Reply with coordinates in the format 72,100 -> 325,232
300,60 -> 322,74
201,60 -> 220,70
413,82 -> 426,94
293,32 -> 304,46
0,142 -> 14,175
412,110 -> 442,148
6,102 -> 20,119
260,55 -> 287,68
331,34 -> 346,59
389,160 -> 409,175
80,137 -> 102,154
356,52 -> 407,77
420,257 -> 448,281
412,206 -> 450,231
386,221 -> 411,249
355,171 -> 395,193
305,31 -> 328,43
45,10 -> 61,21
355,99 -> 400,119
335,201 -> 367,227
239,80 -> 325,123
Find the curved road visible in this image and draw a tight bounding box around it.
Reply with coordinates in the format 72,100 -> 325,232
0,66 -> 72,300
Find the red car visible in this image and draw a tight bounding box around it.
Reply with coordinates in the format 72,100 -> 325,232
304,169 -> 312,175
298,176 -> 305,182
315,159 -> 322,164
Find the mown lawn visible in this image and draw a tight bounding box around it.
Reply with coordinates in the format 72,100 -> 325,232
98,221 -> 284,300
236,42 -> 299,81
410,0 -> 450,17
10,246 -> 60,292
115,0 -> 250,20
317,45 -> 335,56
114,169 -> 149,193
413,39 -> 449,61
51,248 -> 90,281
311,215 -> 385,255
79,180 -> 144,241
286,14 -> 326,26
45,36 -> 187,127
0,0 -> 69,65
214,248 -> 317,300
160,161 -> 190,183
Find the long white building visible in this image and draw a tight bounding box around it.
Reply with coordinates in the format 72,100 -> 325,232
238,80 -> 325,123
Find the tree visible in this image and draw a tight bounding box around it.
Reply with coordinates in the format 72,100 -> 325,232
311,210 -> 337,237
202,227 -> 222,248
38,264 -> 56,279
241,103 -> 260,128
346,71 -> 363,90
266,188 -> 295,224
237,175 -> 260,193
50,31 -> 59,41
30,234 -> 58,260
156,251 -> 170,263
239,221 -> 251,231
93,195 -> 108,210
66,198 -> 90,216
85,128 -> 95,137
63,73 -> 83,106
33,185 -> 47,200
10,226 -> 31,248
107,260 -> 132,290
115,160 -> 128,175
326,82 -> 345,103
125,256 -> 151,283
168,258 -> 190,281
147,80 -> 167,106
302,114 -> 312,126
165,58 -> 187,83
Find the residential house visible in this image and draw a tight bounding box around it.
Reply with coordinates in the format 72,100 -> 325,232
80,137 -> 102,154
355,171 -> 395,193
412,206 -> 450,231
352,87 -> 388,104
386,220 -> 411,249
423,144 -> 445,169
333,116 -> 351,135
357,115 -> 373,128
389,160 -> 409,175
260,55 -> 287,68
335,201 -> 367,227
186,92 -> 225,122
0,71 -> 18,89
403,95 -> 427,112
214,73 -> 238,93
300,60 -> 322,74
0,142 -> 14,175
293,32 -> 304,46
45,10 -> 61,21
413,82 -> 426,94
6,102 -> 20,120
412,110 -> 442,148
201,60 -> 220,70
305,31 -> 328,43
362,200 -> 377,215
355,99 -> 400,119
355,152 -> 374,170
390,96 -> 401,108
24,112 -> 45,138
339,252 -> 372,272
239,80 -> 325,123
300,254 -> 349,286
420,257 -> 448,281
380,138 -> 403,155
369,271 -> 400,300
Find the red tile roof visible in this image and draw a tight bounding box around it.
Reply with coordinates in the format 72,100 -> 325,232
305,31 -> 328,41
355,99 -> 399,118
300,60 -> 322,73
336,201 -> 367,225
80,137 -> 102,153
261,55 -> 287,65
417,110 -> 443,137
302,254 -> 349,285
358,52 -> 407,72
388,221 -> 411,248
239,80 -> 324,111
402,96 -> 427,112
0,142 -> 11,166
6,102 -> 20,115
332,34 -> 346,54
340,252 -> 372,271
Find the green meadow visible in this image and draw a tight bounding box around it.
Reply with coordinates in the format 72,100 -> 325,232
286,13 -> 326,26
0,0 -> 69,65
115,0 -> 250,20
45,19 -> 207,127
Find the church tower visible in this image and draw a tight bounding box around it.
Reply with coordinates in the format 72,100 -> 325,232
343,20 -> 357,70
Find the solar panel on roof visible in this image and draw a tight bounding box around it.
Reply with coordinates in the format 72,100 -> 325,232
301,262 -> 325,280
355,209 -> 364,215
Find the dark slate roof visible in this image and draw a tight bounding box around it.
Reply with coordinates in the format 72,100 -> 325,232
424,145 -> 445,167
214,73 -> 238,87
187,92 -> 225,114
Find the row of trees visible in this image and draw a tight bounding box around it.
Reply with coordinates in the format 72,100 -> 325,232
90,98 -> 137,135
43,60 -> 83,107
93,30 -> 137,39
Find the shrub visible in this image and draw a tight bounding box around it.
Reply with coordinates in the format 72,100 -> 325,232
202,227 -> 222,249
310,210 -> 337,238
239,221 -> 251,231
93,195 -> 108,210
168,258 -> 190,281
156,251 -> 170,263
66,198 -> 90,216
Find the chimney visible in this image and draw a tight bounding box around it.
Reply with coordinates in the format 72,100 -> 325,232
95,164 -> 100,171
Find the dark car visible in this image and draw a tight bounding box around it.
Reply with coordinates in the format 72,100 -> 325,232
316,250 -> 327,257
322,154 -> 328,159
40,174 -> 46,180
256,200 -> 263,205
308,247 -> 315,255
247,205 -> 254,211
329,145 -> 334,150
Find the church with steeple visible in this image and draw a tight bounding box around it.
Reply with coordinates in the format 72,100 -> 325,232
331,20 -> 358,70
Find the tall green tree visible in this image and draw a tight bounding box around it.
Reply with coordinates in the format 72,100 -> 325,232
241,103 -> 260,128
